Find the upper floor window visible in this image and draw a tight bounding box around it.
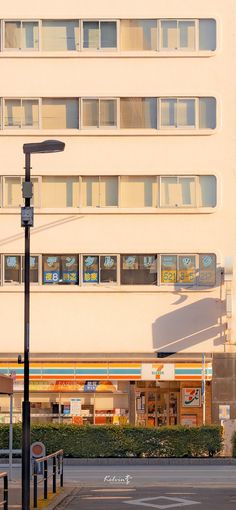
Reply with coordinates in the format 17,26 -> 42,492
83,255 -> 117,283
83,21 -> 117,49
4,99 -> 39,129
42,20 -> 80,51
0,175 -> 216,209
4,255 -> 39,284
43,255 -> 79,284
1,18 -> 216,53
4,21 -> 39,50
120,20 -> 157,50
120,98 -> 157,129
42,98 -> 79,129
121,255 -> 157,285
82,98 -> 117,128
160,97 -> 216,130
161,253 -> 216,285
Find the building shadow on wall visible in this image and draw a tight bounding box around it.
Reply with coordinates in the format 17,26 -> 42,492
152,297 -> 226,352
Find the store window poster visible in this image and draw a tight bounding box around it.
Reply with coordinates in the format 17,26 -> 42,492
182,388 -> 201,407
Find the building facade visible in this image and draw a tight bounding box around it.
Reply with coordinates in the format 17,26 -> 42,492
0,0 -> 235,427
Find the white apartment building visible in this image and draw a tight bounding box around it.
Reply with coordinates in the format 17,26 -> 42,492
0,0 -> 235,427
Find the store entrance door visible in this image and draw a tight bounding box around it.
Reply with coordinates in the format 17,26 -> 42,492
136,383 -> 180,427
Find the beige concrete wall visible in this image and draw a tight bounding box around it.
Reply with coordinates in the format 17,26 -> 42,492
0,0 -> 235,355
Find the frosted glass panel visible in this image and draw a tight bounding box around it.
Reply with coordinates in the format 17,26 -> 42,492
42,177 -> 79,207
199,176 -> 216,207
100,177 -> 118,206
161,21 -> 177,49
83,100 -> 99,127
177,99 -> 195,127
5,22 -> 21,48
120,176 -> 157,207
4,100 -> 21,127
161,99 -> 176,127
42,99 -> 79,128
199,19 -> 216,50
22,22 -> 39,49
100,100 -> 116,127
199,98 -> 216,129
179,21 -> 195,49
120,98 -> 157,128
42,21 -> 79,50
22,100 -> 39,128
83,22 -> 99,49
101,22 -> 117,48
4,177 -> 22,206
179,177 -> 195,205
121,20 -> 157,50
81,177 -> 99,206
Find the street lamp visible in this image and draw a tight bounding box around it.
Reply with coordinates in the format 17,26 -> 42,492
21,140 -> 65,510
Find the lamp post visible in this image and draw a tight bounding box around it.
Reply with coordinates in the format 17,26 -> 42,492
21,140 -> 65,510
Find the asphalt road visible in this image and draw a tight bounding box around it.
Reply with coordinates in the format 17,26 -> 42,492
56,486 -> 236,509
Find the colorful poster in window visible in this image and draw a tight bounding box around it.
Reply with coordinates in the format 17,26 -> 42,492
199,254 -> 216,286
122,255 -> 138,270
62,256 -> 78,284
43,256 -> 60,284
84,380 -> 99,392
83,256 -> 99,283
6,256 -> 19,269
182,388 -> 201,407
178,255 -> 196,284
161,255 -> 177,283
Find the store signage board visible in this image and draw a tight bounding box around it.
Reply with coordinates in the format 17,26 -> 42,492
70,398 -> 81,416
182,388 -> 201,407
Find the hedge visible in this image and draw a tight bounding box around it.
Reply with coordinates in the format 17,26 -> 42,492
0,424 -> 222,458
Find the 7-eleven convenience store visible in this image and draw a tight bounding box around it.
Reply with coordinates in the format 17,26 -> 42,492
0,358 -> 212,427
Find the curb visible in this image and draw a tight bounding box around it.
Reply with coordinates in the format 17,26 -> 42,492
63,457 -> 236,465
43,487 -> 77,510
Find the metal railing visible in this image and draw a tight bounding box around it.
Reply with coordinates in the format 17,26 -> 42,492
33,450 -> 63,508
0,472 -> 8,510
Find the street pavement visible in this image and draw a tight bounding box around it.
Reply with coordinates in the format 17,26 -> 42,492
1,465 -> 236,508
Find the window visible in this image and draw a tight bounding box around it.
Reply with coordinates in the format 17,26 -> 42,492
42,20 -> 80,51
121,255 -> 157,285
120,98 -> 157,128
161,255 -> 196,285
43,255 -> 79,284
4,255 -> 39,284
160,98 -> 195,128
83,21 -> 117,49
120,176 -> 157,207
82,99 -> 117,128
161,20 -> 195,50
199,98 -> 216,129
120,20 -> 157,50
198,176 -> 216,207
42,99 -> 79,129
81,176 -> 118,207
4,99 -> 39,128
83,255 -> 117,283
4,21 -> 39,50
160,176 -> 196,207
41,177 -> 79,207
3,176 -> 39,207
199,254 -> 216,285
199,19 -> 216,51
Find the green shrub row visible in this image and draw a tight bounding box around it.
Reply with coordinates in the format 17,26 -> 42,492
0,424 -> 222,458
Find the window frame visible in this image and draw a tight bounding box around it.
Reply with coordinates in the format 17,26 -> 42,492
82,254 -> 119,285
120,254 -> 158,286
3,20 -> 39,51
81,98 -> 118,129
159,97 -> 197,130
3,175 -> 40,208
41,19 -> 80,52
3,254 -> 40,285
3,98 -> 40,129
159,19 -> 197,52
159,175 -> 197,208
42,254 -> 79,285
82,20 -> 117,51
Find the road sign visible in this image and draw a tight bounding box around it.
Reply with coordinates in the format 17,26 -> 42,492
124,495 -> 200,509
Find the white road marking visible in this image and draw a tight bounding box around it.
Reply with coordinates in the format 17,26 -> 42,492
81,496 -> 133,499
91,488 -> 136,492
124,496 -> 201,508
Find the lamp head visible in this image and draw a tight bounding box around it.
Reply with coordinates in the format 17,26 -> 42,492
23,140 -> 65,155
